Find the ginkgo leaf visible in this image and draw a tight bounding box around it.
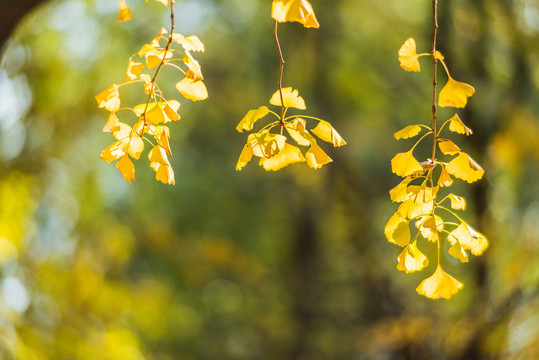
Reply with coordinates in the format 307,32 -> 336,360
394,124 -> 423,140
285,118 -> 312,146
407,184 -> 438,204
269,87 -> 306,109
116,155 -> 135,183
101,140 -> 127,163
249,132 -> 287,158
448,114 -> 473,135
259,143 -> 305,171
448,222 -> 488,256
103,113 -> 121,133
111,122 -> 132,141
438,139 -> 461,155
398,38 -> 421,72
146,50 -> 173,69
176,78 -> 208,101
438,167 -> 453,187
163,100 -> 180,121
118,0 -> 132,22
150,27 -> 168,47
236,144 -> 253,171
311,120 -> 346,147
448,242 -> 469,263
445,152 -> 484,183
384,212 -> 410,247
146,104 -> 166,124
236,106 -> 270,133
155,164 -> 175,185
415,215 -> 443,242
416,265 -> 463,299
389,176 -> 413,202
391,149 -> 424,177
271,0 -> 320,29
305,142 -> 332,169
448,194 -> 466,210
125,60 -> 144,81
126,136 -> 144,160
95,85 -> 121,112
172,33 -> 205,52
397,199 -> 434,220
148,145 -> 174,185
438,77 -> 475,108
397,241 -> 429,273
139,73 -> 155,96
184,51 -> 204,81
157,126 -> 171,155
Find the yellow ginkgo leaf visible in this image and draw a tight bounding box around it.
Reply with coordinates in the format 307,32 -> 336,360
438,167 -> 453,187
269,87 -> 306,110
95,85 -> 121,112
172,33 -> 205,52
397,199 -> 434,220
398,38 -> 421,72
147,50 -> 173,70
397,241 -> 429,273
438,139 -> 461,155
236,106 -> 270,133
391,149 -> 424,177
448,114 -> 473,135
416,265 -> 464,299
126,136 -> 144,160
184,51 -> 204,81
176,78 -> 208,101
415,215 -> 443,242
118,0 -> 132,22
285,118 -> 312,146
125,60 -> 144,81
305,142 -> 332,169
116,155 -> 135,183
249,132 -> 287,158
157,126 -> 171,155
384,212 -> 410,247
438,77 -> 475,108
445,152 -> 484,183
311,120 -> 346,147
148,145 -> 175,185
146,104 -> 166,124
448,242 -> 469,263
236,144 -> 253,171
271,0 -> 320,29
394,124 -> 423,140
448,194 -> 466,210
448,222 -> 488,256
101,140 -> 127,163
389,176 -> 412,203
163,100 -> 180,121
407,184 -> 438,204
259,143 -> 305,171
103,113 -> 121,133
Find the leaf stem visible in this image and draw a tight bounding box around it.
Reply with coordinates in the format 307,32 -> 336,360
273,20 -> 286,126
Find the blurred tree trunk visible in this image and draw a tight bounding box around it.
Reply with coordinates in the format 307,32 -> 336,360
0,0 -> 45,51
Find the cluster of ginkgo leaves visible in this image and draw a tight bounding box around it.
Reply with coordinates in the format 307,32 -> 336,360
95,0 -> 208,185
236,0 -> 346,171
385,38 -> 488,299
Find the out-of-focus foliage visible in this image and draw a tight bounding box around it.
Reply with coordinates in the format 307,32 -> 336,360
0,0 -> 538,359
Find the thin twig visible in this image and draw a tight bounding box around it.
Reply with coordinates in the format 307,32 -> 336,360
273,20 -> 286,125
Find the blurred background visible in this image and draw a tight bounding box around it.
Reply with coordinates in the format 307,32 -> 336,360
1,0 -> 538,359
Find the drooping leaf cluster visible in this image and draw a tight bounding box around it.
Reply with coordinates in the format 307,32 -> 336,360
386,37 -> 488,299
236,0 -> 346,171
96,0 -> 208,184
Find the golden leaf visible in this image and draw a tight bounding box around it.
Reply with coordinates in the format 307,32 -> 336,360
448,194 -> 466,210
416,265 -> 463,299
384,213 -> 410,247
116,155 -> 135,183
184,51 -> 204,81
438,77 -> 475,108
311,120 -> 346,147
146,50 -> 173,70
126,136 -> 144,160
448,242 -> 469,263
118,0 -> 132,22
415,215 -> 443,242
448,222 -> 488,256
397,199 -> 434,220
269,87 -> 307,110
271,0 -> 320,28
438,167 -> 453,187
448,114 -> 473,135
95,85 -> 120,112
125,60 -> 144,81
305,142 -> 332,169
163,100 -> 180,121
176,78 -> 208,101
172,34 -> 205,52
394,124 -> 423,140
101,140 -> 127,163
146,104 -> 166,124
259,143 -> 305,171
249,132 -> 287,158
407,184 -> 438,204
236,144 -> 253,171
438,139 -> 461,155
103,113 -> 121,133
157,126 -> 171,155
445,152 -> 484,183
389,176 -> 413,203
391,149 -> 424,177
397,241 -> 429,273
148,145 -> 174,185
236,106 -> 270,133
398,38 -> 421,72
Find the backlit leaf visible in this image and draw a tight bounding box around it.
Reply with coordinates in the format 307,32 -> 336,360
285,118 -> 311,146
126,136 -> 144,160
101,140 -> 127,163
236,106 -> 270,133
271,0 -> 320,29
438,77 -> 475,108
438,167 -> 453,187
118,0 -> 132,22
384,212 -> 410,247
125,60 -> 144,81
248,132 -> 287,158
172,33 -> 205,52
163,100 -> 180,121
270,87 -> 306,110
407,184 -> 438,204
176,78 -> 208,101
446,152 -> 484,183
438,139 -> 461,155
148,145 -> 174,185
448,114 -> 473,135
311,120 -> 346,147
157,126 -> 171,155
416,265 -> 463,299
448,242 -> 469,263
397,241 -> 429,273
146,104 -> 166,124
448,222 -> 488,256
236,144 -> 253,171
96,85 -> 120,112
389,177 -> 412,203
391,149 -> 424,177
116,155 -> 135,183
415,215 -> 443,242
259,143 -> 305,171
305,143 -> 332,169
448,194 -> 466,210
184,51 -> 204,81
103,113 -> 121,133
397,199 -> 434,220
394,124 -> 423,140
398,38 -> 421,72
